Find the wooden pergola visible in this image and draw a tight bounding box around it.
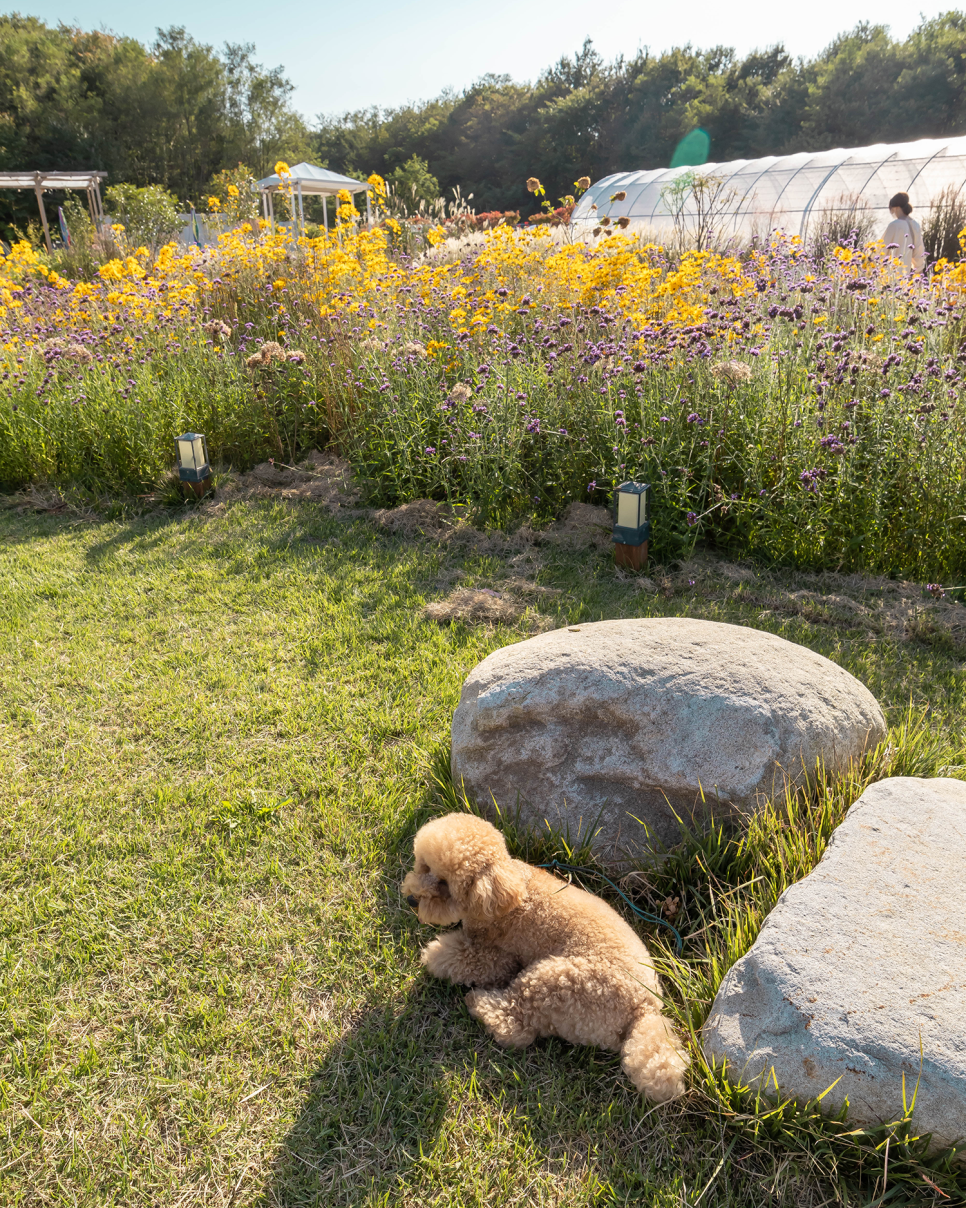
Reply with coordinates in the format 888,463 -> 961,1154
0,170 -> 107,252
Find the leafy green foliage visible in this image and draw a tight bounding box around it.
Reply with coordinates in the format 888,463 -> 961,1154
7,15 -> 966,234
390,155 -> 441,210
317,17 -> 966,214
0,18 -> 310,236
104,183 -> 182,251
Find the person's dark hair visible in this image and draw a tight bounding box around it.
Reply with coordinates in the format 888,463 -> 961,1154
889,192 -> 913,215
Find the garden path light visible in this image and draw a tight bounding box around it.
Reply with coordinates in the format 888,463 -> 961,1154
613,481 -> 650,571
176,431 -> 211,497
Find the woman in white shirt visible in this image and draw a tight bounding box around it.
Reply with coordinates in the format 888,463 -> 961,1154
883,192 -> 925,273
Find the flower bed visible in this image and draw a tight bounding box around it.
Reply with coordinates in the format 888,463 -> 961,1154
1,221 -> 965,579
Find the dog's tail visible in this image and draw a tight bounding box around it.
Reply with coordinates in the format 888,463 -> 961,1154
621,1011 -> 689,1102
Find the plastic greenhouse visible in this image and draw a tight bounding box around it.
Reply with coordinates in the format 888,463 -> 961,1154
570,135 -> 966,242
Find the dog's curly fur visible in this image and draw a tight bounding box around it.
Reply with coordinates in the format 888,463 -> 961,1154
402,812 -> 688,1102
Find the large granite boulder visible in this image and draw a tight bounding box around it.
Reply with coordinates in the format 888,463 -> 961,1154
450,618 -> 885,862
704,777 -> 966,1152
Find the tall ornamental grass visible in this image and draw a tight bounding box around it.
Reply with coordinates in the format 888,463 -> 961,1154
1,220 -> 965,579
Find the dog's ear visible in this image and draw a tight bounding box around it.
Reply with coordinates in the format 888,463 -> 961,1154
463,858 -> 527,920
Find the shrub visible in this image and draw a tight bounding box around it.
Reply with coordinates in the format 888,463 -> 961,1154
105,184 -> 182,252
205,163 -> 260,227
389,155 -> 440,211
809,192 -> 877,262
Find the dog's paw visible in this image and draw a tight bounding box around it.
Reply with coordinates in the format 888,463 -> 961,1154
464,988 -> 491,1023
420,938 -> 451,979
621,1013 -> 690,1102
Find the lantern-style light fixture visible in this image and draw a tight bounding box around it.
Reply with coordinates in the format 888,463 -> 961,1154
176,432 -> 212,496
613,480 -> 650,570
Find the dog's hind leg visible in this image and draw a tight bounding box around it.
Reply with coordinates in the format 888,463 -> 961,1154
466,956 -> 605,1049
464,985 -> 539,1047
421,931 -> 521,988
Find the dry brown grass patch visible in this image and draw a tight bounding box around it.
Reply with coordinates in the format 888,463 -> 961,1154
216,451 -> 359,509
422,588 -> 523,626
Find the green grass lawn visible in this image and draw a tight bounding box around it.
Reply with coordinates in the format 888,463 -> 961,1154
2,493 -> 964,1207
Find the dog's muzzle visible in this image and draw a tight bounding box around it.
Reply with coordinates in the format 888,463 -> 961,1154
406,894 -> 419,907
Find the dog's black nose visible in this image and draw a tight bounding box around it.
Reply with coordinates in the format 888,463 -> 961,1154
407,895 -> 419,907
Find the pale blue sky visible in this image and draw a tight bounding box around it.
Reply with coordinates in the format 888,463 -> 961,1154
13,0 -> 955,118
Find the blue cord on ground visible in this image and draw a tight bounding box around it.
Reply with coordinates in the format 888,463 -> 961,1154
537,859 -> 684,954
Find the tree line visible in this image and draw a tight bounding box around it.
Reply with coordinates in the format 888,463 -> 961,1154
325,15 -> 966,215
0,17 -> 309,233
3,12 -> 966,232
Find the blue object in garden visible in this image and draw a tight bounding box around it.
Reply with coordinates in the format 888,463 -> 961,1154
57,206 -> 70,248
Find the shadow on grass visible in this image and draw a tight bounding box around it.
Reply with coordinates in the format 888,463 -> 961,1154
258,991 -> 469,1206
81,505 -> 219,562
253,763 -> 469,1205
0,504 -> 114,546
255,983 -> 717,1208
255,752 -> 743,1208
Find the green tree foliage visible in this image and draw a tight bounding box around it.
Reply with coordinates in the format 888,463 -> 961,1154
315,17 -> 966,213
389,154 -> 440,209
0,16 -> 309,235
4,14 -> 966,233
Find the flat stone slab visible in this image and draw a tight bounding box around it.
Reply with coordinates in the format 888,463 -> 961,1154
450,618 -> 885,862
703,776 -> 966,1151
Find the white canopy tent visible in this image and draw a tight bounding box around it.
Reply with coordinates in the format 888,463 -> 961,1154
255,162 -> 372,233
570,136 -> 966,242
0,170 -> 106,252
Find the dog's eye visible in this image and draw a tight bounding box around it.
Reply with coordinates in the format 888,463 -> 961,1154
437,879 -> 448,890
416,861 -> 428,873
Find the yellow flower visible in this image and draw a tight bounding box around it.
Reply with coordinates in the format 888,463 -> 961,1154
275,161 -> 291,177
227,184 -> 240,198
98,259 -> 125,281
208,196 -> 221,212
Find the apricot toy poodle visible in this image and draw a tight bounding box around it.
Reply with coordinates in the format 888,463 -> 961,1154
402,812 -> 688,1102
